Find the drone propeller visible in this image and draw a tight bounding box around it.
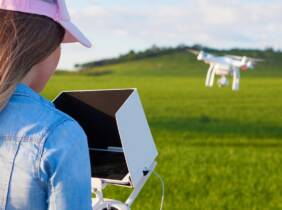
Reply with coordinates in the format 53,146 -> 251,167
225,55 -> 243,60
226,54 -> 264,62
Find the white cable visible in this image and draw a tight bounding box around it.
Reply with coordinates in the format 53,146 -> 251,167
153,171 -> 165,210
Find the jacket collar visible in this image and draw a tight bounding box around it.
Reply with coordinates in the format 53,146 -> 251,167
14,83 -> 40,99
14,83 -> 54,107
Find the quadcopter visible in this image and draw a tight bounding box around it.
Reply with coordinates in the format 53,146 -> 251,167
189,50 -> 264,91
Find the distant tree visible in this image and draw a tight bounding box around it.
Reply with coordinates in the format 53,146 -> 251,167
192,44 -> 204,50
265,47 -> 274,52
177,43 -> 187,50
150,44 -> 160,53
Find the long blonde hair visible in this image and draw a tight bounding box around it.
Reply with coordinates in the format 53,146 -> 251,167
0,9 -> 65,110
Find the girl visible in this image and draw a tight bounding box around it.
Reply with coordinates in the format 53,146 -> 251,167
0,0 -> 93,209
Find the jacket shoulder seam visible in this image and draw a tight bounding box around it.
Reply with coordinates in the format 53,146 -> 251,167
34,117 -> 76,185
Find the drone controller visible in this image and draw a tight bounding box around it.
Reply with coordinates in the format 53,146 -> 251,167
92,162 -> 157,210
53,88 -> 159,210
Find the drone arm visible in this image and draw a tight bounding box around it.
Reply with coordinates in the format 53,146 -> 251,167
205,64 -> 214,87
209,66 -> 217,87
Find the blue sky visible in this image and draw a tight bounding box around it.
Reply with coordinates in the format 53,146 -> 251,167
59,0 -> 282,69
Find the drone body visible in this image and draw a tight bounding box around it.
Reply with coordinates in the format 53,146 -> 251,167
190,50 -> 263,91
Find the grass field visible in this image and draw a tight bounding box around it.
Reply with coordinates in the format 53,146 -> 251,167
43,52 -> 282,210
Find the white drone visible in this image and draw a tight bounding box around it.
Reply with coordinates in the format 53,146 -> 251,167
189,50 -> 263,91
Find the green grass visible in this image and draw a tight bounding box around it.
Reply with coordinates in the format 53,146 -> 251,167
43,52 -> 282,210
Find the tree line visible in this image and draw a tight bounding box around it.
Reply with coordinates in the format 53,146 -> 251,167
75,44 -> 282,69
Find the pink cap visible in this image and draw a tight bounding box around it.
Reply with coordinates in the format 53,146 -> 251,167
0,0 -> 92,48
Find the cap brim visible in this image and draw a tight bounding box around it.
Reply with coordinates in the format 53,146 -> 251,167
60,20 -> 92,48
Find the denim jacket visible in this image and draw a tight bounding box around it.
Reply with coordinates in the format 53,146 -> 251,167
0,83 -> 92,210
